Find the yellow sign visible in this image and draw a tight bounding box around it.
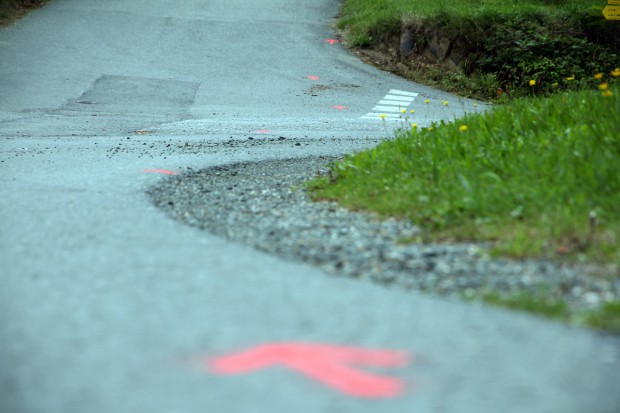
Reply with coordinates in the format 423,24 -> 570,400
607,0 -> 620,4
603,5 -> 620,19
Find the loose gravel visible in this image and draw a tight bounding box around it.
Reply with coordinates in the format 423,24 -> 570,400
148,156 -> 620,316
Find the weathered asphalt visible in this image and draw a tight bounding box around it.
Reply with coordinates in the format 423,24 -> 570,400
1,1 -> 619,412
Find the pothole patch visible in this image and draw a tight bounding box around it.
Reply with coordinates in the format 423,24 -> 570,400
63,75 -> 199,116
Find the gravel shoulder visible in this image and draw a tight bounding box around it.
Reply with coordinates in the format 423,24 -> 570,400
148,156 -> 620,324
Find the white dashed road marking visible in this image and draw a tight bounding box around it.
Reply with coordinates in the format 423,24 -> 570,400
361,89 -> 419,121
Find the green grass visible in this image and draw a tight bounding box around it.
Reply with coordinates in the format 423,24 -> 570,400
479,291 -> 620,333
584,301 -> 620,332
308,83 -> 620,265
337,0 -> 620,101
339,0 -> 599,40
308,80 -> 620,331
479,290 -> 569,321
326,0 -> 620,331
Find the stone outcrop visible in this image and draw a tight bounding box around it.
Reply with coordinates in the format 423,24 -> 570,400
398,25 -> 471,71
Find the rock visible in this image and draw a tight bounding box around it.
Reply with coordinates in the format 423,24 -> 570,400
426,34 -> 452,61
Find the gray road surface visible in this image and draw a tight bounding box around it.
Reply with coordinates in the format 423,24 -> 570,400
1,1 -> 619,412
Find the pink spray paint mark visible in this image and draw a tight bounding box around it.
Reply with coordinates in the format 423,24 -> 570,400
208,342 -> 411,398
332,105 -> 349,111
325,39 -> 340,45
306,75 -> 320,81
142,169 -> 178,175
253,129 -> 272,134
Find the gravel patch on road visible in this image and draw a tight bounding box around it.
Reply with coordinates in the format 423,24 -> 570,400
148,156 -> 619,315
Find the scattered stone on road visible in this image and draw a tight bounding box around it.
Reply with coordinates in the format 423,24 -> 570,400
148,156 -> 620,318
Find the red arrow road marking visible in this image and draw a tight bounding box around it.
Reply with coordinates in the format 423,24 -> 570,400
208,343 -> 410,398
142,169 -> 178,175
332,105 -> 349,110
325,39 -> 340,45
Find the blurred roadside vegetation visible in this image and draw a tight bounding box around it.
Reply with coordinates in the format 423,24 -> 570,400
0,0 -> 48,26
337,0 -> 620,101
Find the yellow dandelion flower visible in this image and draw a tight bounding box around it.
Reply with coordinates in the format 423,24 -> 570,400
428,127 -> 434,132
602,90 -> 613,97
528,79 -> 536,86
442,100 -> 449,106
401,109 -> 406,113
379,114 -> 386,119
594,73 -> 603,80
611,68 -> 620,78
459,125 -> 468,132
410,109 -> 415,114
424,99 -> 430,104
411,123 -> 418,130
552,82 -> 559,87
566,75 -> 575,81
599,83 -> 609,90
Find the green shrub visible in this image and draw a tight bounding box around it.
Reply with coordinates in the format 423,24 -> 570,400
475,16 -> 620,97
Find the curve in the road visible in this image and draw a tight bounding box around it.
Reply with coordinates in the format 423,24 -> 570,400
2,1 -> 620,413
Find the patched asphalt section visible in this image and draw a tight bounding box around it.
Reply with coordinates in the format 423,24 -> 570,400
63,75 -> 200,116
147,157 -> 620,317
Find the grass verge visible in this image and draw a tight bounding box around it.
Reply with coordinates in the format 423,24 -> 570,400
308,83 -> 620,332
477,290 -> 620,333
339,0 -> 604,40
337,0 -> 620,101
309,83 -> 620,265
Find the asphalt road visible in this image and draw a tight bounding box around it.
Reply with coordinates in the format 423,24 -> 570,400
1,1 -> 619,412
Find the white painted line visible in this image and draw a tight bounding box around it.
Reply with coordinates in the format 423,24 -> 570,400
361,89 -> 418,122
383,95 -> 414,102
389,89 -> 419,97
369,112 -> 401,117
372,106 -> 402,112
361,113 -> 402,121
379,100 -> 409,106
361,117 -> 401,122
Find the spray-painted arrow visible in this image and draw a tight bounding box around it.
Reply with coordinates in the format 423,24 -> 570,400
208,342 -> 411,398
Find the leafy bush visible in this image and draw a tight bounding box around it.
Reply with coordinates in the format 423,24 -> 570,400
475,16 -> 620,97
338,0 -> 620,100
